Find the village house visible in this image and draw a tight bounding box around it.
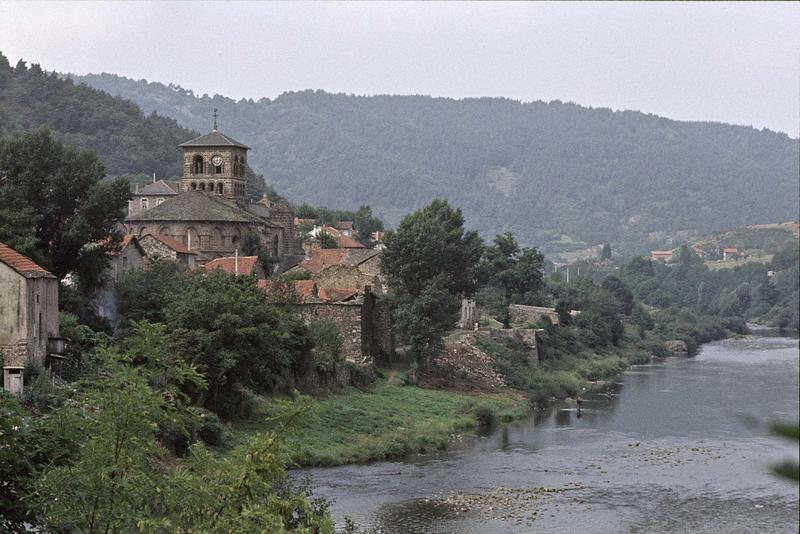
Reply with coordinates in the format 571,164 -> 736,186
289,247 -> 386,294
261,279 -> 393,365
0,242 -> 63,395
722,247 -> 739,261
650,250 -> 674,262
127,179 -> 181,217
137,232 -> 198,270
307,225 -> 365,249
108,234 -> 147,282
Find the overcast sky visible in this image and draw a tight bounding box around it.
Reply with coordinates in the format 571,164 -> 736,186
1,1 -> 798,136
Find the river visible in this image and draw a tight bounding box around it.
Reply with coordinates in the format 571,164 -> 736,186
302,334 -> 799,533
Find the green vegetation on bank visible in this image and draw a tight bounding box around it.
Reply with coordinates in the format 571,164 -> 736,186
231,378 -> 528,467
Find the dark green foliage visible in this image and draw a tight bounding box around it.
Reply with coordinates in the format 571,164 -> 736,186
353,205 -> 384,246
308,321 -> 344,373
316,230 -> 338,249
601,275 -> 634,315
240,229 -> 277,275
381,200 -> 483,364
479,233 -> 546,320
73,72 -> 799,254
165,271 -> 312,416
382,199 -> 483,297
0,55 -> 194,177
0,128 -> 130,291
115,260 -> 188,325
600,243 -> 612,260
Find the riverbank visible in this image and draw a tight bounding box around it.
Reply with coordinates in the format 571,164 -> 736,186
228,374 -> 530,467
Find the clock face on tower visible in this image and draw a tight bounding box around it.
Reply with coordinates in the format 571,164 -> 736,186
211,155 -> 223,166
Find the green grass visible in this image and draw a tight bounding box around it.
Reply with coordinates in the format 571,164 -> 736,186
229,376 -> 529,467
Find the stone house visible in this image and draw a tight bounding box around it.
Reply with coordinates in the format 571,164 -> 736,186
128,180 -> 180,217
108,234 -> 146,281
261,279 -> 394,365
137,233 -> 198,270
0,242 -> 61,395
289,248 -> 386,294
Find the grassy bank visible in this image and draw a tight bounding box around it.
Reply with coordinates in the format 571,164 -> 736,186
229,374 -> 529,467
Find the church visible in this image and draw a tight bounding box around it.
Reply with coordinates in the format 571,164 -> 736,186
125,125 -> 298,265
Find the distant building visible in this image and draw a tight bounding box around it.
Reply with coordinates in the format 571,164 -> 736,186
308,225 -> 365,249
650,250 -> 674,262
128,180 -> 180,217
0,242 -> 63,395
108,234 -> 146,282
289,248 -> 385,294
723,247 -> 738,261
137,233 -> 198,270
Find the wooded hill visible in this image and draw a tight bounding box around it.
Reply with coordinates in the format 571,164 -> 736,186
71,72 -> 799,254
0,53 -> 193,179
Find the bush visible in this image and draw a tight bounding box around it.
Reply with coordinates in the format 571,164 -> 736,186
308,321 -> 344,373
473,404 -> 498,427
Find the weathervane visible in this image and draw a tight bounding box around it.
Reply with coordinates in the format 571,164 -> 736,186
213,108 -> 218,130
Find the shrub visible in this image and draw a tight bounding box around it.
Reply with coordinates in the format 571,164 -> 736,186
473,404 -> 498,427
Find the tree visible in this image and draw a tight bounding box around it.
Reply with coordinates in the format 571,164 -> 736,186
166,270 -> 312,417
601,275 -> 634,315
381,199 -> 483,298
479,233 -> 546,322
600,243 -> 612,260
353,204 -> 384,246
381,200 -> 483,364
0,128 -> 130,292
316,230 -> 338,249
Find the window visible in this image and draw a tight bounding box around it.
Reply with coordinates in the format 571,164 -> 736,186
193,155 -> 204,174
214,163 -> 222,174
157,197 -> 165,205
141,198 -> 149,209
199,182 -> 206,191
217,182 -> 224,194
191,182 -> 197,190
272,235 -> 280,257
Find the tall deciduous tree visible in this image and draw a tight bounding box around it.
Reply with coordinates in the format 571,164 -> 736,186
0,128 -> 130,292
381,200 -> 483,363
479,232 -> 546,323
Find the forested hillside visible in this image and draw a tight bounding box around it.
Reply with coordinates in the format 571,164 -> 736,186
0,53 -> 194,178
72,72 -> 799,254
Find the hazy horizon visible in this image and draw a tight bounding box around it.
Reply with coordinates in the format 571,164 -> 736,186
1,1 -> 798,136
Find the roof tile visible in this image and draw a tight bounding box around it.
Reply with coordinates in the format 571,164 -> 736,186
0,242 -> 55,278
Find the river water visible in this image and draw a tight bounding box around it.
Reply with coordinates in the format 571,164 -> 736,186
303,334 -> 799,533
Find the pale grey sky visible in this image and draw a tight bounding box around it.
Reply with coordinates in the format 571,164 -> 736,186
1,1 -> 798,136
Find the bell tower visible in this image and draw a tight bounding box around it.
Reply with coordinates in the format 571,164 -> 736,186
179,111 -> 250,200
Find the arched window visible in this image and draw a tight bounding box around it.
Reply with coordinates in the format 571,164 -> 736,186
211,227 -> 223,249
193,155 -> 204,174
141,197 -> 149,210
138,226 -> 147,236
158,226 -> 170,236
272,235 -> 280,258
191,182 -> 197,190
217,182 -> 224,194
199,182 -> 206,191
186,227 -> 198,251
214,163 -> 222,174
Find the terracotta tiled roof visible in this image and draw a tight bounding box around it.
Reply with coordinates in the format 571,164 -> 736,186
141,233 -> 195,254
723,247 -> 738,253
336,234 -> 365,249
298,249 -> 348,273
318,287 -> 359,302
179,130 -> 249,149
0,242 -> 55,278
204,255 -> 260,275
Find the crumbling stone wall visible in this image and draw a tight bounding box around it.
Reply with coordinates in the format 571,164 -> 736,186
509,304 -> 560,326
424,333 -> 506,392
